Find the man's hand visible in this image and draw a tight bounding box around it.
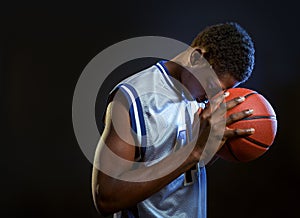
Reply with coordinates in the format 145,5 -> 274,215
192,91 -> 255,162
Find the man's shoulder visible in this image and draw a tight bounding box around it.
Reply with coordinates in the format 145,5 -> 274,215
110,63 -> 164,94
120,64 -> 159,84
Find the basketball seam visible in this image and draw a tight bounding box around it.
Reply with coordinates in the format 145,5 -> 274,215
226,142 -> 240,162
243,137 -> 270,148
242,115 -> 276,121
244,92 -> 258,98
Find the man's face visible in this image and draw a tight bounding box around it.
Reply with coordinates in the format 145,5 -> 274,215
173,47 -> 240,103
183,71 -> 240,103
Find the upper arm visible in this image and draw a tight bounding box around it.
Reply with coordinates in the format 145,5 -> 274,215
92,97 -> 138,210
103,99 -> 136,161
94,98 -> 137,175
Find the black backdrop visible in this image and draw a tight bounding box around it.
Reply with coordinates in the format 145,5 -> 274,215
2,1 -> 300,217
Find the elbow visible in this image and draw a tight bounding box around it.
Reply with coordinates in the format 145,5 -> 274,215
92,181 -> 118,215
94,195 -> 119,216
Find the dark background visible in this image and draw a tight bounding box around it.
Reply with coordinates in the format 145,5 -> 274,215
1,1 -> 299,217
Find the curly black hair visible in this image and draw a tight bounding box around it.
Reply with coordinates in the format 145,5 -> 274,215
191,22 -> 255,83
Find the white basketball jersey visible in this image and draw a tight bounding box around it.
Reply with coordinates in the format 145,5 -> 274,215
108,60 -> 207,218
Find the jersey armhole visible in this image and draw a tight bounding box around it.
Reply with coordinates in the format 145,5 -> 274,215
102,84 -> 147,161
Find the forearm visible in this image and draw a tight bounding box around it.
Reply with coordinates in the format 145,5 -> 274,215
92,143 -> 200,215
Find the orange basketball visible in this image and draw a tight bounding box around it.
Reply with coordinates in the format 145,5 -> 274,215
217,87 -> 277,163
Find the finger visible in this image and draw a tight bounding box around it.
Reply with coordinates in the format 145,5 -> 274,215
226,109 -> 254,126
203,91 -> 228,119
224,128 -> 255,138
192,107 -> 203,131
225,96 -> 246,111
210,91 -> 229,105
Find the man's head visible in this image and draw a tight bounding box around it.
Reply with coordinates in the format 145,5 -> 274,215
190,22 -> 255,84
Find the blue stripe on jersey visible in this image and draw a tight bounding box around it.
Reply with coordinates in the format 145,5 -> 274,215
118,84 -> 147,159
116,85 -> 137,133
158,60 -> 170,75
121,84 -> 147,157
200,166 -> 207,218
121,84 -> 146,137
155,62 -> 174,88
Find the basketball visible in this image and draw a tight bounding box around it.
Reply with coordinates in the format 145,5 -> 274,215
217,87 -> 277,163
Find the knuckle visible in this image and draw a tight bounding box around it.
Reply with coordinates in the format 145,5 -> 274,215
229,113 -> 237,121
211,124 -> 219,132
219,102 -> 227,110
202,112 -> 212,120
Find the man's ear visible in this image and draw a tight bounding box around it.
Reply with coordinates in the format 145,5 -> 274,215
190,48 -> 202,66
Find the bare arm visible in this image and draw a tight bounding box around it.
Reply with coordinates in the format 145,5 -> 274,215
92,100 -> 200,216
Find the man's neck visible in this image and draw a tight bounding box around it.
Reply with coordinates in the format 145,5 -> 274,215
164,60 -> 183,83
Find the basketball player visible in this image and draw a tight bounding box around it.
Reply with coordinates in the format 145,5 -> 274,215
92,22 -> 255,218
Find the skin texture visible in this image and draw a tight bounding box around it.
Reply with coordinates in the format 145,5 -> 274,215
91,48 -> 255,216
